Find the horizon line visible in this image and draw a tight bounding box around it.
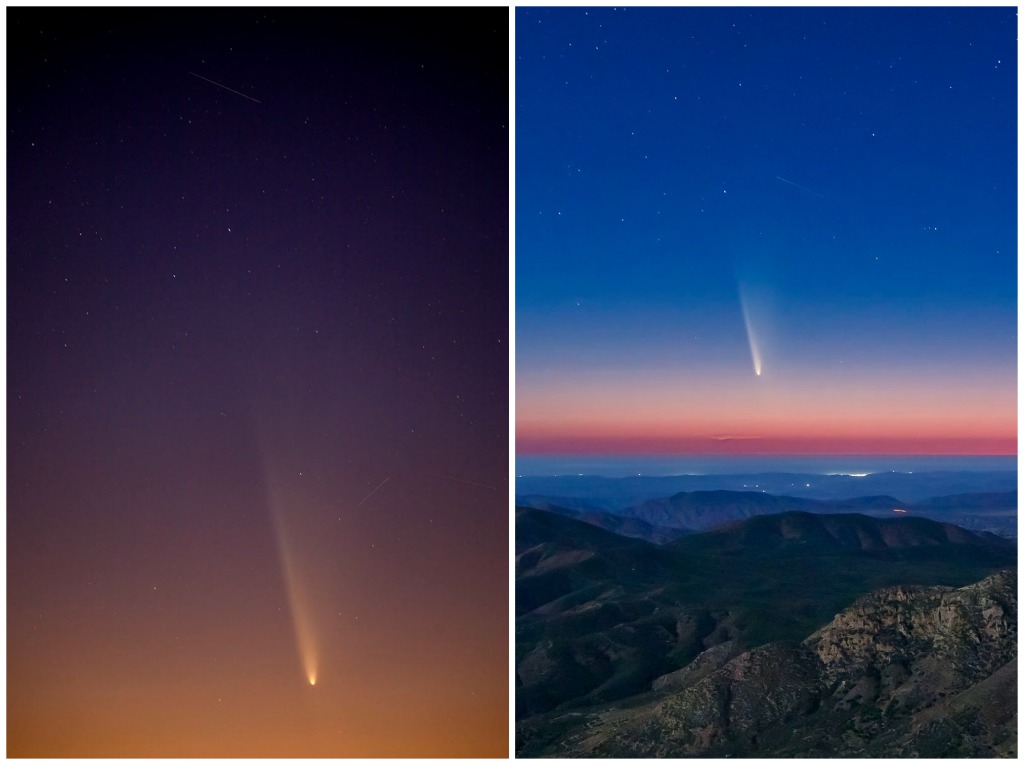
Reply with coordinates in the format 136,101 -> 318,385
515,450 -> 1019,458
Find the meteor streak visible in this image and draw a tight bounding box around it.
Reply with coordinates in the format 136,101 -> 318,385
776,175 -> 824,198
188,71 -> 262,103
357,477 -> 390,506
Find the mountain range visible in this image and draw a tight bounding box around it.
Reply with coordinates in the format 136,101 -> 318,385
516,470 -> 1017,507
516,507 -> 1016,757
520,488 -> 1017,541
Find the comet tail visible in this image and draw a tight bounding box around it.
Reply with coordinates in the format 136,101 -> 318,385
739,291 -> 762,377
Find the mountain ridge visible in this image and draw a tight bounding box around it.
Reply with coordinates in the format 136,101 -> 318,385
517,570 -> 1017,757
519,488 -> 1017,542
668,510 -> 1013,554
516,507 -> 1017,756
515,470 -> 1017,509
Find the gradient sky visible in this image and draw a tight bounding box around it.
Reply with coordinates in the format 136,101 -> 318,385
8,8 -> 507,756
516,6 -> 1016,456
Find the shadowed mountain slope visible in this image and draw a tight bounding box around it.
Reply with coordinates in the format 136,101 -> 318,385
519,571 -> 1016,757
520,501 -> 692,544
516,508 -> 1016,755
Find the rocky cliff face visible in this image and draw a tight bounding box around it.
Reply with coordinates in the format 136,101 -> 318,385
808,570 -> 1016,705
517,570 -> 1017,758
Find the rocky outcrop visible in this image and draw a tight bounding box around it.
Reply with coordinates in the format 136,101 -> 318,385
517,570 -> 1017,758
650,640 -> 741,692
807,570 -> 1016,702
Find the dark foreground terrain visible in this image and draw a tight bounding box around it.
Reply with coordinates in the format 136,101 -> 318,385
516,508 -> 1017,757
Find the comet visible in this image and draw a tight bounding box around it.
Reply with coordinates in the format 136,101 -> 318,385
738,290 -> 762,377
268,497 -> 319,688
251,408 -> 322,688
256,450 -> 319,686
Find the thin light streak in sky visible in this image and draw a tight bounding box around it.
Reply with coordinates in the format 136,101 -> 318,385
357,477 -> 390,506
187,71 -> 262,103
775,175 -> 825,198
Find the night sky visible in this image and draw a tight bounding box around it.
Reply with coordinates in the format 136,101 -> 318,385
8,8 -> 507,757
516,7 -> 1016,456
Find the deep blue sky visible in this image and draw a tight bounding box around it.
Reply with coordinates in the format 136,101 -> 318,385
516,6 -> 1016,455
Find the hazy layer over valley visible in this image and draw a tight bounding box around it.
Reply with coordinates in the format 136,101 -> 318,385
516,470 -> 1017,540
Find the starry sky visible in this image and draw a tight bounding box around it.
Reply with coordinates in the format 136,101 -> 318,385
516,6 -> 1016,456
8,8 -> 507,757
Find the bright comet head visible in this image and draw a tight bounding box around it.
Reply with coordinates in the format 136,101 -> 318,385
309,674 -> 317,686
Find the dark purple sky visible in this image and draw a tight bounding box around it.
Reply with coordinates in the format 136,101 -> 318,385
8,8 -> 508,756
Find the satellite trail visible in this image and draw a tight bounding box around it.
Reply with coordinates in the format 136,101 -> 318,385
776,175 -> 824,198
188,71 -> 262,103
357,477 -> 390,506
